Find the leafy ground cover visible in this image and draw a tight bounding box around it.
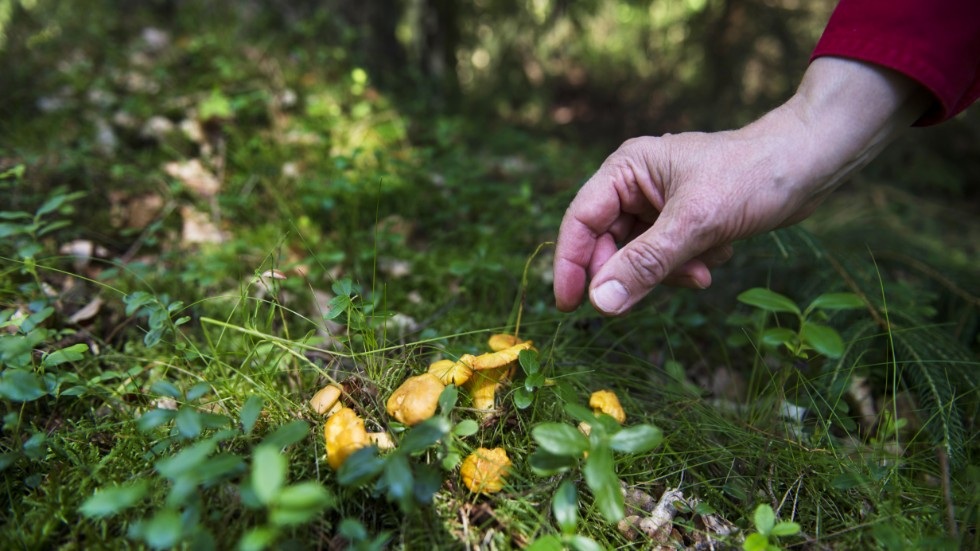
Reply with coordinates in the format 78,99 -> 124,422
1,3 -> 978,550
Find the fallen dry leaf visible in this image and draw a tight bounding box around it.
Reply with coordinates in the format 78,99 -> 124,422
68,296 -> 104,324
164,159 -> 221,197
180,206 -> 225,244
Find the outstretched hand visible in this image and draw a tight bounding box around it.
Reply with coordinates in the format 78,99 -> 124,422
554,57 -> 930,315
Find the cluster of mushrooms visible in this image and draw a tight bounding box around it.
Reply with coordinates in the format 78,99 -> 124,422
310,334 -> 627,494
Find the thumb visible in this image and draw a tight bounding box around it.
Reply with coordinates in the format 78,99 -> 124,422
588,205 -> 706,315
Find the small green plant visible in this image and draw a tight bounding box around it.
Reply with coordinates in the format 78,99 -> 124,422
528,403 -> 663,523
526,480 -> 603,551
512,348 -> 547,409
742,504 -> 800,551
737,288 -> 864,359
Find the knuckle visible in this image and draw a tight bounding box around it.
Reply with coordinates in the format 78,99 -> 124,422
621,241 -> 669,287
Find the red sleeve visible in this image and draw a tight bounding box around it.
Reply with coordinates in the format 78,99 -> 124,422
811,0 -> 980,126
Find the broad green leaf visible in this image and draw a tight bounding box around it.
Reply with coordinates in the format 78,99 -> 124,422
79,481 -> 148,518
761,327 -> 796,348
195,453 -> 245,483
186,382 -> 212,401
382,453 -> 413,504
753,504 -> 775,535
142,509 -> 183,550
453,419 -> 479,437
23,432 -> 46,460
400,417 -> 450,454
175,407 -> 203,439
156,439 -> 217,479
412,463 -> 443,504
564,403 -> 598,425
41,343 -> 88,367
261,420 -> 309,449
240,396 -> 263,434
609,425 -> 663,454
800,322 -> 844,358
237,526 -> 278,551
770,521 -> 801,536
252,446 -> 287,505
531,423 -> 589,457
808,292 -> 863,311
513,387 -> 533,409
338,518 -> 368,542
338,447 -> 386,487
150,380 -> 182,399
525,535 -> 563,551
528,449 -> 578,476
552,480 -> 578,535
0,369 -> 47,402
567,535 -> 604,551
737,288 -> 800,315
438,384 -> 458,414
271,482 -> 333,525
742,532 -> 769,551
138,408 -> 177,432
583,444 -> 623,522
519,349 -> 539,376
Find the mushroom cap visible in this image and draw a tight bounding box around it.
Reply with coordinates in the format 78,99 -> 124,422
386,373 -> 446,426
324,407 -> 370,470
487,334 -> 533,352
367,431 -> 395,450
427,356 -> 474,386
309,383 -> 344,416
589,390 -> 626,424
460,447 -> 512,493
470,341 -> 533,370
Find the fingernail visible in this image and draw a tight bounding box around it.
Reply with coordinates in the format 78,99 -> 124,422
591,280 -> 629,314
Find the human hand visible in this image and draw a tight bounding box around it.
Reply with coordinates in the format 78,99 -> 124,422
554,57 -> 929,315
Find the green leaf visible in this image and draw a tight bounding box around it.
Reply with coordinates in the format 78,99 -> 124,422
252,446 -> 287,505
79,481 -> 148,518
567,535 -> 604,551
156,439 -> 217,479
261,420 -> 309,449
382,453 -> 413,505
240,396 -> 263,434
36,191 -> 83,217
150,380 -> 182,399
453,419 -> 479,437
176,407 -> 203,439
41,343 -> 88,367
519,349 -> 539,376
564,403 -> 598,425
737,288 -> 800,315
513,387 -> 533,409
528,449 -> 578,476
271,482 -> 333,525
338,447 -> 386,487
237,526 -> 278,551
583,444 -> 623,522
553,480 -> 578,535
399,417 -> 450,454
769,521 -> 801,537
195,453 -> 245,483
338,518 -> 368,542
531,423 -> 590,457
0,369 -> 47,402
608,425 -> 663,454
138,408 -> 177,432
438,384 -> 458,414
808,292 -> 863,311
753,504 -> 775,535
742,532 -> 769,551
761,327 -> 796,348
800,322 -> 844,358
186,382 -> 212,401
525,535 -> 563,551
412,463 -> 443,504
142,509 -> 183,550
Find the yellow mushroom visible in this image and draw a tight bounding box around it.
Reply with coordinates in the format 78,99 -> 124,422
427,356 -> 475,386
368,431 -> 395,450
386,373 -> 446,426
487,334 -> 533,352
460,447 -> 512,494
466,365 -> 511,412
309,383 -> 344,417
589,390 -> 626,424
323,407 -> 370,470
470,341 -> 533,370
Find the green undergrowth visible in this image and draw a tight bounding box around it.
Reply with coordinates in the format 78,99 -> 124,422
1,2 -> 978,550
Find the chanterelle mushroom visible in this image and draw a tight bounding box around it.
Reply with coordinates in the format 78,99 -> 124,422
427,356 -> 475,386
466,365 -> 511,412
589,390 -> 626,424
460,447 -> 512,493
324,407 -> 370,470
386,373 -> 446,426
309,383 -> 343,417
487,334 -> 533,352
471,341 -> 533,370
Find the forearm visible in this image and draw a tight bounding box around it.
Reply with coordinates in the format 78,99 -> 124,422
745,57 -> 931,207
